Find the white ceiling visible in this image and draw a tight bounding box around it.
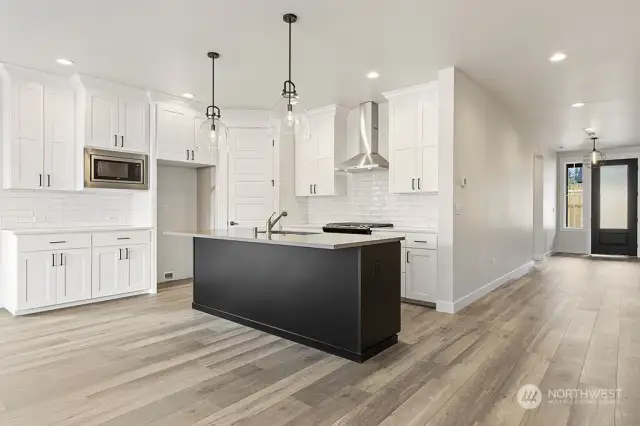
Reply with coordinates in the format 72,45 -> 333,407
1,0 -> 639,151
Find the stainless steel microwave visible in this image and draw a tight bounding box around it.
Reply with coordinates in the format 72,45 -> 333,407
84,148 -> 149,190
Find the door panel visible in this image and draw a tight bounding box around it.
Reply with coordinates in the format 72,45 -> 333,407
44,85 -> 76,190
591,159 -> 638,256
315,158 -> 335,196
390,148 -> 419,193
156,104 -> 194,162
128,244 -> 151,291
57,249 -> 91,304
228,128 -> 274,227
86,89 -> 118,149
314,115 -> 334,159
405,249 -> 437,303
11,82 -> 44,189
419,146 -> 438,192
119,97 -> 148,153
18,251 -> 57,310
92,247 -> 121,298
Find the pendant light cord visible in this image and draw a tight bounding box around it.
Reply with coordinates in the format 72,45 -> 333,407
212,56 -> 215,110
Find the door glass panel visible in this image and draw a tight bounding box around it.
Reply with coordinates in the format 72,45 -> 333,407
600,165 -> 628,229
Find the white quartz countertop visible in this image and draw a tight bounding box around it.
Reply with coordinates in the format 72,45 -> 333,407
164,228 -> 404,250
4,225 -> 153,235
282,224 -> 438,234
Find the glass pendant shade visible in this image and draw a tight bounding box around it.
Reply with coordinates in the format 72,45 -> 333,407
269,96 -> 311,140
196,115 -> 227,151
583,136 -> 606,168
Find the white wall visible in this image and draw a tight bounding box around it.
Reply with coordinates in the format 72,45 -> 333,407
157,165 -> 197,282
556,145 -> 640,254
303,103 -> 438,226
438,67 -> 539,312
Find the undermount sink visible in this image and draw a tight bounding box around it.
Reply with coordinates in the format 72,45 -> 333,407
258,230 -> 320,236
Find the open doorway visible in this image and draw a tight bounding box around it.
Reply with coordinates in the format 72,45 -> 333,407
591,159 -> 638,256
533,154 -> 545,261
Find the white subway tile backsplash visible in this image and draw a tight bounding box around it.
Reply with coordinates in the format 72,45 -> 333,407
0,190 -> 133,230
306,171 -> 437,227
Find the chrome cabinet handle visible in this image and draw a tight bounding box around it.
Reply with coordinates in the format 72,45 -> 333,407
412,178 -> 415,190
313,184 -> 317,194
47,175 -> 51,187
191,150 -> 194,160
406,251 -> 410,263
309,185 -> 312,194
120,135 -> 124,147
125,248 -> 129,260
186,149 -> 189,160
52,253 -> 56,267
414,240 -> 427,243
49,241 -> 67,244
39,174 -> 43,187
114,135 -> 118,146
119,248 -> 122,260
117,237 -> 130,240
59,253 -> 63,266
417,178 -> 421,190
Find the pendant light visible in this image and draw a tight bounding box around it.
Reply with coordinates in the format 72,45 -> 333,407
269,13 -> 310,139
583,133 -> 606,168
197,52 -> 227,148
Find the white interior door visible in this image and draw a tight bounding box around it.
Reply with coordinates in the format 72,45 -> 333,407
44,85 -> 76,190
119,97 -> 148,153
228,128 -> 275,228
533,155 -> 545,260
57,249 -> 91,304
10,81 -> 44,189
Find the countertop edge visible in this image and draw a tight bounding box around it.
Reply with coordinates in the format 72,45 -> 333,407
164,231 -> 404,250
3,226 -> 155,235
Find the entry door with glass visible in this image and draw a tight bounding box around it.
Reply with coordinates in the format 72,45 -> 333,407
591,159 -> 638,256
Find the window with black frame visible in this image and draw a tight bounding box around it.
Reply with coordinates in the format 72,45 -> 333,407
565,163 -> 583,228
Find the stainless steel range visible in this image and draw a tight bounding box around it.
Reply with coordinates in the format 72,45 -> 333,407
322,222 -> 393,235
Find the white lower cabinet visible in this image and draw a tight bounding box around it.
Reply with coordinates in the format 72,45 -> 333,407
405,248 -> 437,303
57,249 -> 92,304
2,230 -> 152,315
17,251 -> 57,310
92,244 -> 151,297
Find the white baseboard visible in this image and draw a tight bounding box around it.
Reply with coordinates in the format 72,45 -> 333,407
436,261 -> 535,314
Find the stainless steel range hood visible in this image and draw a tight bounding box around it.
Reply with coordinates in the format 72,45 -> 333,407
336,101 -> 389,172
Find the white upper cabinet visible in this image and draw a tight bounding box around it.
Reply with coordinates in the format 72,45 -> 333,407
383,82 -> 438,194
1,65 -> 77,191
74,74 -> 150,154
294,105 -> 347,197
156,101 -> 216,167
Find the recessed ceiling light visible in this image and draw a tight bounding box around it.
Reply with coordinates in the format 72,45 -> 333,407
572,102 -> 585,108
182,93 -> 195,99
585,127 -> 594,132
366,71 -> 380,79
549,52 -> 567,62
56,58 -> 75,66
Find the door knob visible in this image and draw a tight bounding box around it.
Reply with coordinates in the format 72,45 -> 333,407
229,221 -> 238,226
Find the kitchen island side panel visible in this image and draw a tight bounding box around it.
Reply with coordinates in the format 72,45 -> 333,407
359,241 -> 402,350
193,238 -> 361,353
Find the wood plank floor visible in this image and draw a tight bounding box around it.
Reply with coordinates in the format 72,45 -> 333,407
0,255 -> 639,425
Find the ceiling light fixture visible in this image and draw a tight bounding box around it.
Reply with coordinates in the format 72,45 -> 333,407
197,52 -> 226,147
584,127 -> 594,132
366,71 -> 380,79
583,134 -> 606,168
549,52 -> 567,62
56,58 -> 75,66
269,13 -> 310,139
182,93 -> 194,99
572,102 -> 585,108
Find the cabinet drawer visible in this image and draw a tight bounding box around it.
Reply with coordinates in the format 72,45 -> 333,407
92,231 -> 151,247
405,233 -> 437,249
17,233 -> 91,252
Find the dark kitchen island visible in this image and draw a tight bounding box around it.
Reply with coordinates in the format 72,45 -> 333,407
165,228 -> 403,362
